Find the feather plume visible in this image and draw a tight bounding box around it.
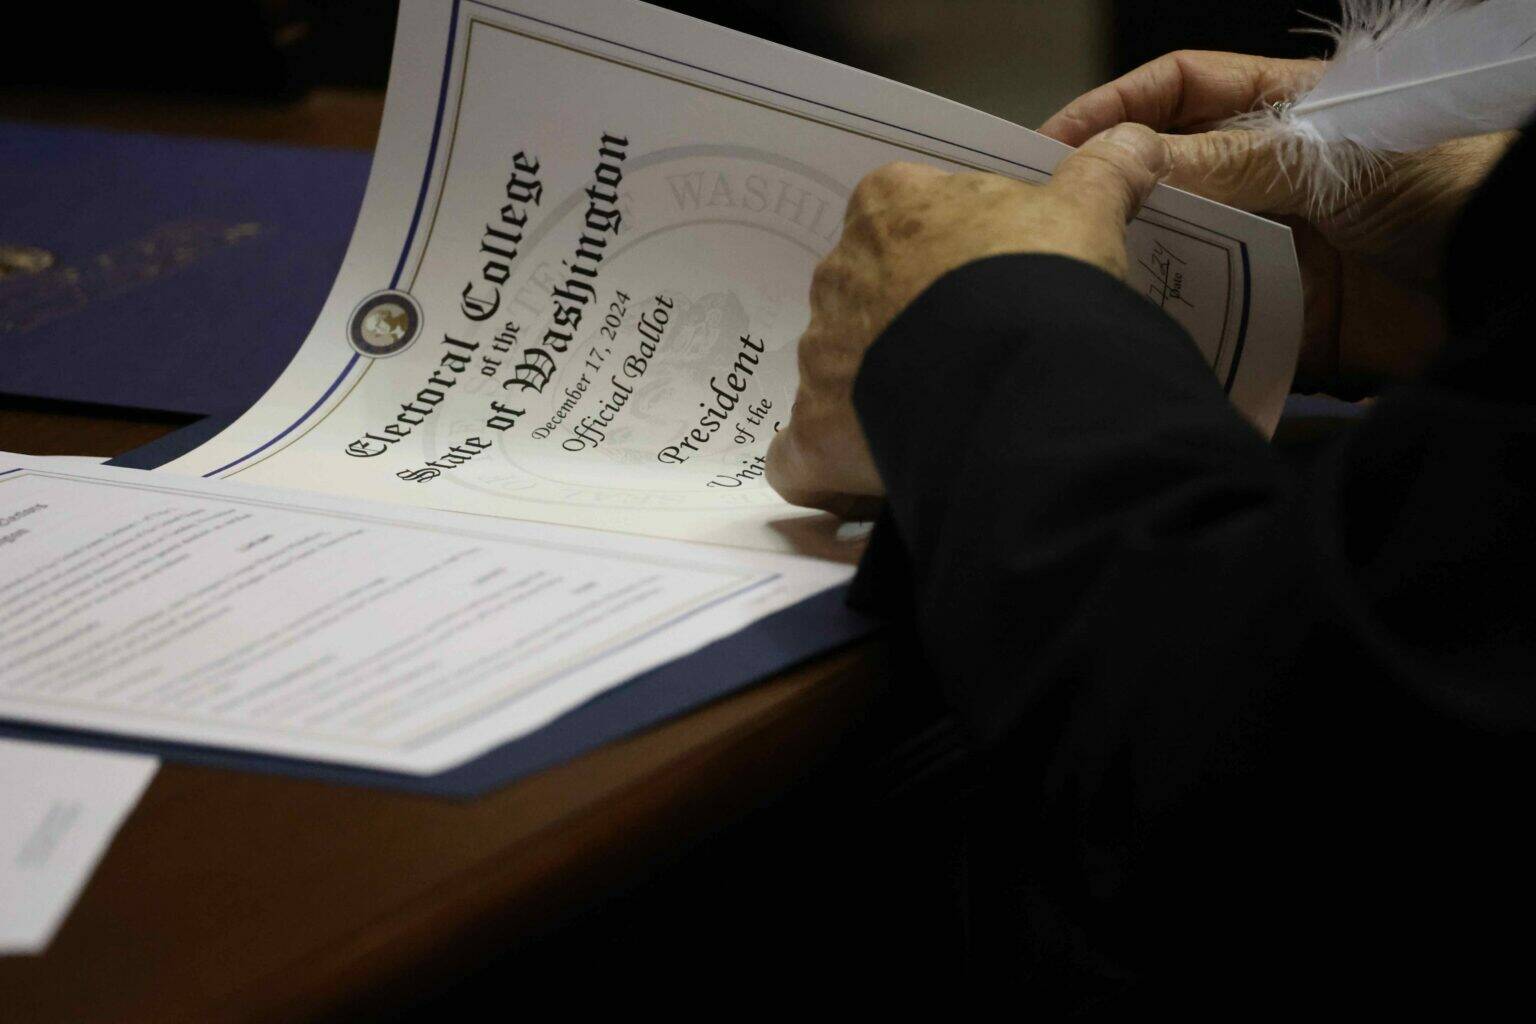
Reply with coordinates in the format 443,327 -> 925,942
1225,0 -> 1536,209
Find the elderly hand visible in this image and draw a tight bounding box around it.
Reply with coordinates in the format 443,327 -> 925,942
1041,50 -> 1513,396
764,124 -> 1172,514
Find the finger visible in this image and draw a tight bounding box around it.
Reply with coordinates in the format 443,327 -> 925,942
1047,123 -> 1171,226
1040,51 -> 1322,145
845,161 -> 947,223
1163,130 -> 1308,215
765,417 -> 839,512
808,254 -> 854,315
765,403 -> 882,514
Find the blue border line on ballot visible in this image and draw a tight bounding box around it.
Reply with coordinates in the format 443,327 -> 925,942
200,0 -> 462,479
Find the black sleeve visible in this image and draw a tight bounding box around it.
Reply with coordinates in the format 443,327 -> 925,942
850,249 -> 1536,1009
853,254 -> 1288,745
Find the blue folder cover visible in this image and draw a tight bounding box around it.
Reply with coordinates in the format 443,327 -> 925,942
0,121 -> 368,416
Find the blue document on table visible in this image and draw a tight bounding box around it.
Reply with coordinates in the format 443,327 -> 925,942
0,121 -> 367,417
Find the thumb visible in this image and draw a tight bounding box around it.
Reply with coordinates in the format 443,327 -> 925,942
1164,130 -> 1306,215
1047,123 -> 1171,225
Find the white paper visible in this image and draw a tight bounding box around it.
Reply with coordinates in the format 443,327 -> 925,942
155,0 -> 1302,554
0,738 -> 157,956
0,455 -> 850,774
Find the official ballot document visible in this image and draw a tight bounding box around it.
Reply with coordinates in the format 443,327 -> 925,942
157,0 -> 1301,553
0,0 -> 1301,775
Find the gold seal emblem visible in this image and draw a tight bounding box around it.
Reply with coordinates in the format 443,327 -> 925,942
347,289 -> 424,357
0,244 -> 55,280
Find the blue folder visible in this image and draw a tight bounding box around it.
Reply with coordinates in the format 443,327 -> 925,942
0,121 -> 368,417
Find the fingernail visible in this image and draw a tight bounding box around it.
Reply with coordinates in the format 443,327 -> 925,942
1100,123 -> 1172,179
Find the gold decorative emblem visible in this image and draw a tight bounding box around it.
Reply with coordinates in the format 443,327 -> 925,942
360,302 -> 411,346
0,244 -> 56,280
347,289 -> 424,358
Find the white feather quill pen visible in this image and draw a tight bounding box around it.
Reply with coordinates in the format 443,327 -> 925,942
1228,0 -> 1536,205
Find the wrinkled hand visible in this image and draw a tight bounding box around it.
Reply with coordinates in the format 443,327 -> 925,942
1041,50 -> 1513,396
765,124 -> 1171,514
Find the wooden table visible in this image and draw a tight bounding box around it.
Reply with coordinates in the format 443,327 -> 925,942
0,91 -> 886,1022
0,400 -> 883,1021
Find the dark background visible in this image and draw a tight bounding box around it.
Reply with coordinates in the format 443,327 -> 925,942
5,1 -> 1337,121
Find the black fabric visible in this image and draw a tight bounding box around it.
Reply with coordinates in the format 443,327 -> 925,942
849,130 -> 1536,1013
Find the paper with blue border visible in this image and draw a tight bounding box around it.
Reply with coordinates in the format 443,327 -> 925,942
150,0 -> 1301,556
